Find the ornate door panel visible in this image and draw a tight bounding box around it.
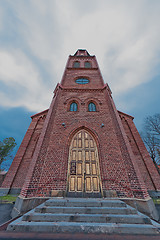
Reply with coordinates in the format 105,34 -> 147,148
67,130 -> 101,194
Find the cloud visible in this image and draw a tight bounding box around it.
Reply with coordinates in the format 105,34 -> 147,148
0,0 -> 159,112
0,49 -> 52,111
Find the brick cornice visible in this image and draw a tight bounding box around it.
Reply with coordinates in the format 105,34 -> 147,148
58,83 -> 108,93
67,67 -> 98,70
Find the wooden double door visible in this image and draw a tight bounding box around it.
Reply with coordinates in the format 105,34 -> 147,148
67,129 -> 102,196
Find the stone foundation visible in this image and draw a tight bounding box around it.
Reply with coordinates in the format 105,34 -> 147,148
11,196 -> 50,218
121,197 -> 159,221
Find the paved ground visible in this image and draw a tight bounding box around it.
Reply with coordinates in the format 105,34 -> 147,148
0,203 -> 13,225
0,232 -> 160,240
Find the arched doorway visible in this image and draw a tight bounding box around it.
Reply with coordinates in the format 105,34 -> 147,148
67,129 -> 102,197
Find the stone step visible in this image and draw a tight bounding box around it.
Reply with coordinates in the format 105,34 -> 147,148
7,198 -> 160,235
7,221 -> 160,235
35,206 -> 137,215
22,213 -> 152,224
45,198 -> 127,208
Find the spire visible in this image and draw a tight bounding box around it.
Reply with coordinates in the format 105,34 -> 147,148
74,49 -> 90,56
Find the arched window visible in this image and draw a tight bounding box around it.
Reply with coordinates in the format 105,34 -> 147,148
88,102 -> 96,112
70,102 -> 78,111
73,61 -> 80,68
84,61 -> 91,68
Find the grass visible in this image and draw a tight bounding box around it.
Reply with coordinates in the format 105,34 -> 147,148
0,194 -> 18,203
153,198 -> 160,205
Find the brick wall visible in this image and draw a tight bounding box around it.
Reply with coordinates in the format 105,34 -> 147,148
119,111 -> 160,191
20,84 -> 150,198
0,171 -> 7,187
1,111 -> 47,190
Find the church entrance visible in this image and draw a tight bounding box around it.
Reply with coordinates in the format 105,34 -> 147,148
67,129 -> 102,197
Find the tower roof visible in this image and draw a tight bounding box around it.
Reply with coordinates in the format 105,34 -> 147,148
74,49 -> 90,56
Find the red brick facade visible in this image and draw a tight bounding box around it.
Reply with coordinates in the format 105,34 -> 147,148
2,50 -> 160,199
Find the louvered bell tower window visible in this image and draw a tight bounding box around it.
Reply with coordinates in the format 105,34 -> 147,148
84,61 -> 91,68
73,61 -> 80,68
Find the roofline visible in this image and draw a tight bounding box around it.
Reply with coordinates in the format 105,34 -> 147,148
118,110 -> 134,120
31,109 -> 49,119
30,109 -> 133,120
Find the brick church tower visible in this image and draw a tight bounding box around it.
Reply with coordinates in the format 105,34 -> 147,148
1,49 -> 160,217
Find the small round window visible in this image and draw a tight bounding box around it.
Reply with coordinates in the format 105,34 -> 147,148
75,78 -> 89,84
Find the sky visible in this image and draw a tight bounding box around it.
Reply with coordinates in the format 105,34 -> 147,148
0,0 -> 160,170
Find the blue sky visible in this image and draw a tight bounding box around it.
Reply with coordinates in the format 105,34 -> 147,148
0,0 -> 160,170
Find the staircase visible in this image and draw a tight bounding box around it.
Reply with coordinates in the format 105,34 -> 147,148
7,198 -> 160,235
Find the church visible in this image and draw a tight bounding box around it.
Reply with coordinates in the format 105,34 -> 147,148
1,49 -> 160,218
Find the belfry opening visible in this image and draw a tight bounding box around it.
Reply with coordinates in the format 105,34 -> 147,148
1,49 -> 160,218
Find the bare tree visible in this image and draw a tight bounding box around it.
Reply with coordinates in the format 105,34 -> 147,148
141,114 -> 160,171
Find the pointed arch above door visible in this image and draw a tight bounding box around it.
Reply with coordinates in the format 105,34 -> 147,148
67,129 -> 102,197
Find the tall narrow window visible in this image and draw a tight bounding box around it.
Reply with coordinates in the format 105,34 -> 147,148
73,61 -> 80,68
70,102 -> 78,111
88,102 -> 96,112
84,61 -> 91,68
